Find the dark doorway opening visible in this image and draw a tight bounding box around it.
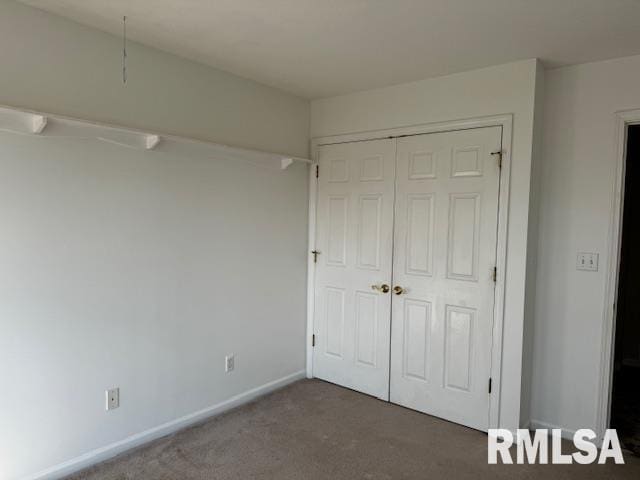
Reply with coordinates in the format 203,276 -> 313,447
611,124 -> 640,455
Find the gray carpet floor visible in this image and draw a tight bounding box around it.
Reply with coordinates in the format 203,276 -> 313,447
66,379 -> 640,479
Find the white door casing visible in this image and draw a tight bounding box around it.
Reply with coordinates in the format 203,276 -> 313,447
389,126 -> 501,431
312,138 -> 396,400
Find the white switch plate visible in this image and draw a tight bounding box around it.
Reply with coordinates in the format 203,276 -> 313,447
106,388 -> 119,410
577,252 -> 599,271
225,354 -> 235,373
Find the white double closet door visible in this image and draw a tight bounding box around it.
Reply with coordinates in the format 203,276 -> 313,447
313,126 -> 501,431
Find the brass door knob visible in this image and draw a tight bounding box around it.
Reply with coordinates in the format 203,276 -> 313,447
371,284 -> 390,293
393,285 -> 405,295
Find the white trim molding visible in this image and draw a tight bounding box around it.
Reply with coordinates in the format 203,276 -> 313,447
597,108 -> 640,442
529,419 -> 577,441
311,114 -> 514,147
306,114 -> 514,430
0,105 -> 311,171
24,371 -> 306,480
306,159 -> 319,378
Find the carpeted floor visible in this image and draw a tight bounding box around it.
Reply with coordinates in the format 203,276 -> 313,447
66,379 -> 640,479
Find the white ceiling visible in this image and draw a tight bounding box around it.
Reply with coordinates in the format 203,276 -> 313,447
20,0 -> 640,99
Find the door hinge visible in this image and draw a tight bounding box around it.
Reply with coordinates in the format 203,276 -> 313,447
315,165 -> 319,178
491,150 -> 503,169
311,250 -> 320,263
491,266 -> 497,283
488,377 -> 493,394
312,334 -> 316,347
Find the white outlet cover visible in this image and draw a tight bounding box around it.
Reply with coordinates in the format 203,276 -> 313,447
225,354 -> 235,373
106,388 -> 120,410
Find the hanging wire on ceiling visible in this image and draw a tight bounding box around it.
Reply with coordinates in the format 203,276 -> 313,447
122,16 -> 127,84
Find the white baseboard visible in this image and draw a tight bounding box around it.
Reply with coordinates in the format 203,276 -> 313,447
529,419 -> 576,440
24,370 -> 306,480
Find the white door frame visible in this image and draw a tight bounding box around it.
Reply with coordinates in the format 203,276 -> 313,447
596,108 -> 640,442
307,114 -> 513,429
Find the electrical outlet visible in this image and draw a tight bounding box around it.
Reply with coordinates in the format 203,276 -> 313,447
106,388 -> 119,410
225,354 -> 235,373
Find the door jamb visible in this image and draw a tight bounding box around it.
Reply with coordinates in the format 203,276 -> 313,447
596,108 -> 640,442
306,114 -> 513,430
306,155 -> 319,378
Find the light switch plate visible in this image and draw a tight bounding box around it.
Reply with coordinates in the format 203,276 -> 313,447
577,252 -> 599,271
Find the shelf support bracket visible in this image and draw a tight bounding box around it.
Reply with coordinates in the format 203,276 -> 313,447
145,134 -> 161,150
31,115 -> 48,134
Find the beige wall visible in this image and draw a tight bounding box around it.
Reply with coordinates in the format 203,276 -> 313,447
531,54 -> 640,435
0,0 -> 309,158
0,133 -> 310,480
311,59 -> 541,432
0,2 -> 310,479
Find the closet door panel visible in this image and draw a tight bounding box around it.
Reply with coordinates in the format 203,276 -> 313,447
313,139 -> 395,399
389,126 -> 501,431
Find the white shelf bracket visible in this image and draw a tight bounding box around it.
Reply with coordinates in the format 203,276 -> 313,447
145,134 -> 161,150
31,115 -> 48,134
281,157 -> 294,170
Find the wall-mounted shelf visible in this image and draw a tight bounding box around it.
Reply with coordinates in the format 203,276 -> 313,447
0,105 -> 311,171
